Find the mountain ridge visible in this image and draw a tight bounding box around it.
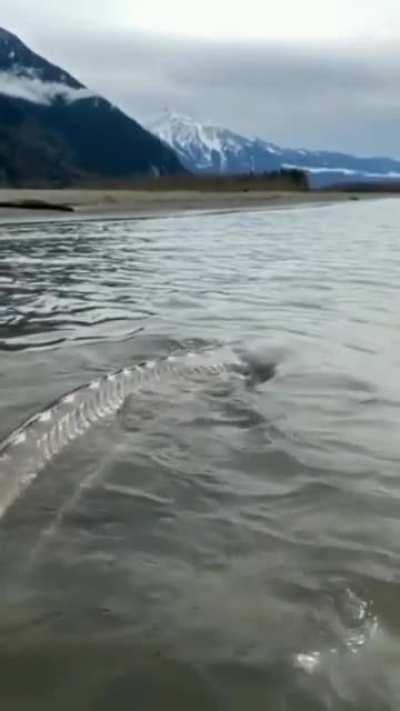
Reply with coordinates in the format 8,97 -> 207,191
149,112 -> 400,188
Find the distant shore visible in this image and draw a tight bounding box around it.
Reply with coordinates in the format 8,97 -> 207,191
0,189 -> 392,224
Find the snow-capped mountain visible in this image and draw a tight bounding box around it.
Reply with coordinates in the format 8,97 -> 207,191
0,28 -> 184,186
148,112 -> 282,175
149,112 -> 400,188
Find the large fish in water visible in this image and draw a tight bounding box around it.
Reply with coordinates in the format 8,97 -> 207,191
0,347 -> 276,522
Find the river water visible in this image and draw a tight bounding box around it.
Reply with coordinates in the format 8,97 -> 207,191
1,199 -> 400,710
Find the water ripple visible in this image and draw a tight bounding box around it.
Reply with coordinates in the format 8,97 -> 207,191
1,200 -> 400,709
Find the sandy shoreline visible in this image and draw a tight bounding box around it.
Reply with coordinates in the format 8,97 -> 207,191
0,188 -> 389,224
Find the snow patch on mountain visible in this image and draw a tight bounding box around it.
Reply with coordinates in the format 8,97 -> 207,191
283,163 -> 400,178
0,70 -> 95,105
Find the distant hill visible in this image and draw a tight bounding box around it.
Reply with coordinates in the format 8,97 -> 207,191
0,28 -> 185,186
149,112 -> 400,189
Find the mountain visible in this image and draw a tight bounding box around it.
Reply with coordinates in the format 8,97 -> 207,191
148,112 -> 282,175
149,112 -> 400,188
0,28 -> 184,186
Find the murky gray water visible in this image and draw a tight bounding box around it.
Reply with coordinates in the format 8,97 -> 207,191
1,199 -> 400,710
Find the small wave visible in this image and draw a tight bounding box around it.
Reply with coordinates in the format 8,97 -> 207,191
294,587 -> 378,674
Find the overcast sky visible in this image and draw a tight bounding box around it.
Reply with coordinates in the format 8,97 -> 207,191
2,0 -> 400,157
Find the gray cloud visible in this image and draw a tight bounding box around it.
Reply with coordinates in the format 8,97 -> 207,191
3,19 -> 400,158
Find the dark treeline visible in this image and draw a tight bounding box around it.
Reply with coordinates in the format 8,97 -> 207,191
324,181 -> 400,193
79,169 -> 310,192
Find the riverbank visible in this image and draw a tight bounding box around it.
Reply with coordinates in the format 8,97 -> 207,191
0,189 -> 381,224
